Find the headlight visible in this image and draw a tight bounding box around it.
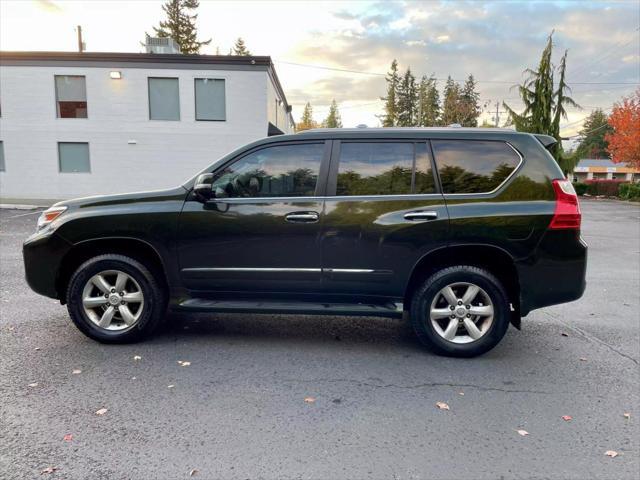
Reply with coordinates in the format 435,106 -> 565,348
36,206 -> 67,231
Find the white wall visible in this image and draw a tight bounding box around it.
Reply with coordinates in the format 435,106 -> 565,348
0,65 -> 272,201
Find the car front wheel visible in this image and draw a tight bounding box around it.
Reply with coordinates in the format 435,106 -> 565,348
410,265 -> 510,357
66,254 -> 166,343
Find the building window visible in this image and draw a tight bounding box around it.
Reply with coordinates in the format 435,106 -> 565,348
55,75 -> 87,118
148,78 -> 180,120
431,140 -> 521,194
0,142 -> 5,171
195,78 -> 225,121
58,142 -> 90,173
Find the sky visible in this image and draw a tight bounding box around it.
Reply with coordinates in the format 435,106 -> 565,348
1,0 -> 639,137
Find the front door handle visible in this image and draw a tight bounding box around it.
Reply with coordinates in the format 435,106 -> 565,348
404,211 -> 438,221
285,211 -> 320,223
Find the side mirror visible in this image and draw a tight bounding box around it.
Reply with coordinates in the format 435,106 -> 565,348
193,173 -> 214,202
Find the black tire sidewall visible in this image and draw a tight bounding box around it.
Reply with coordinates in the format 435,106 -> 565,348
67,255 -> 164,343
411,266 -> 510,357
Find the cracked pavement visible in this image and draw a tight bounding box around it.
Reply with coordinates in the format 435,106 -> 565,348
1,199 -> 638,479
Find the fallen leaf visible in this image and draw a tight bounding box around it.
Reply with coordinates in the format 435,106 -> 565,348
458,392 -> 465,396
561,332 -> 569,337
168,384 -> 175,389
40,466 -> 59,474
35,347 -> 41,351
562,415 -> 572,421
133,355 -> 142,361
28,382 -> 38,388
304,397 -> 316,403
72,369 -> 82,375
435,402 -> 450,410
95,408 -> 108,415
177,361 -> 191,367
332,398 -> 342,404
517,429 -> 529,436
623,413 -> 630,419
189,469 -> 199,477
605,450 -> 618,458
579,357 -> 587,362
63,434 -> 73,442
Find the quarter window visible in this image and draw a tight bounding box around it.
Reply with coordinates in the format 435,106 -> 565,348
55,75 -> 87,118
431,140 -> 520,194
58,142 -> 90,173
336,142 -> 435,196
211,143 -> 324,198
148,78 -> 180,120
195,78 -> 225,121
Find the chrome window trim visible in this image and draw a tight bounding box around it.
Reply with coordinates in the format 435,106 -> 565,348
435,141 -> 524,197
182,267 -> 385,274
214,193 -> 445,203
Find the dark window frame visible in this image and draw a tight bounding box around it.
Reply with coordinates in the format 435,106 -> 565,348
58,142 -> 91,173
429,139 -> 523,196
0,141 -> 5,172
194,78 -> 226,122
148,77 -> 180,121
54,75 -> 88,119
205,140 -> 332,199
327,139 -> 440,197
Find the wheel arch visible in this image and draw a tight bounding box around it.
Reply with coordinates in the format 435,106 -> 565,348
56,237 -> 169,304
404,244 -> 521,328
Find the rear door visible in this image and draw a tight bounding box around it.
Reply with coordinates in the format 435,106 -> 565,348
320,139 -> 449,301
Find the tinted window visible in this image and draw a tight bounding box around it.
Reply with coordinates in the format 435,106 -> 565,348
195,78 -> 225,121
211,143 -> 323,198
414,142 -> 436,194
432,140 -> 520,194
55,75 -> 87,118
337,142 -> 414,196
148,78 -> 180,120
58,142 -> 90,173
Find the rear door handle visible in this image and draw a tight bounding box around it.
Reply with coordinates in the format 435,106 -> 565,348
285,211 -> 320,223
404,211 -> 438,221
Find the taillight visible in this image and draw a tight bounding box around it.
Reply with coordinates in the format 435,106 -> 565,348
549,179 -> 581,230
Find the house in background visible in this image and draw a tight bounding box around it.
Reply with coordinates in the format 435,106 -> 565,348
0,50 -> 294,202
568,159 -> 640,183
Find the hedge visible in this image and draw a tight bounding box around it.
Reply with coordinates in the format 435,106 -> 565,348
574,182 -> 588,196
584,180 -> 626,197
619,182 -> 640,200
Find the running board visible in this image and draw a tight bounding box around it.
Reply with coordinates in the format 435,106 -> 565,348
175,298 -> 404,318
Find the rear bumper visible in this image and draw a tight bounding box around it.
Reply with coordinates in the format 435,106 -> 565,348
517,230 -> 587,316
23,230 -> 72,299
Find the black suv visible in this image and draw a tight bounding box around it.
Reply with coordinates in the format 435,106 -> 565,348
23,128 -> 587,357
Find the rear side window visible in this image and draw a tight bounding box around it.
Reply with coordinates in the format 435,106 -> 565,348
336,142 -> 436,196
431,140 -> 520,194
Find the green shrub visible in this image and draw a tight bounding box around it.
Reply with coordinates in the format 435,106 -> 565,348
585,180 -> 625,197
619,182 -> 640,200
573,182 -> 588,196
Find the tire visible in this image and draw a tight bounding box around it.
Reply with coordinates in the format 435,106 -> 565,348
410,265 -> 510,357
66,254 -> 167,343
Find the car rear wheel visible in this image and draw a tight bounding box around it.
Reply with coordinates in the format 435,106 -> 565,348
66,254 -> 166,343
410,265 -> 510,357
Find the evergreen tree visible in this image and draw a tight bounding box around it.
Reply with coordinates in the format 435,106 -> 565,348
459,74 -> 481,127
323,99 -> 343,128
417,75 -> 440,127
397,67 -> 417,127
153,0 -> 211,54
441,76 -> 461,125
233,37 -> 251,56
296,103 -> 317,132
380,60 -> 400,127
574,109 -> 612,159
503,31 -> 579,166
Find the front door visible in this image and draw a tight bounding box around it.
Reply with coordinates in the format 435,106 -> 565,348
178,141 -> 330,296
321,140 -> 449,302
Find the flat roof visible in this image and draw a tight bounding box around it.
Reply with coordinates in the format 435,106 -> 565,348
0,50 -> 292,123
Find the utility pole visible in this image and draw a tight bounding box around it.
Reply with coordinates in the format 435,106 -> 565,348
494,101 -> 500,127
77,25 -> 84,53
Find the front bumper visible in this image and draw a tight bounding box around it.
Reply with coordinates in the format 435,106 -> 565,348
23,230 -> 72,299
517,230 -> 588,316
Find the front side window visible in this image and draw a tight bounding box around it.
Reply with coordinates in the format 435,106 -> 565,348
55,75 -> 87,118
148,78 -> 180,120
432,140 -> 521,194
58,142 -> 90,173
211,143 -> 324,198
195,78 -> 225,121
336,142 -> 436,196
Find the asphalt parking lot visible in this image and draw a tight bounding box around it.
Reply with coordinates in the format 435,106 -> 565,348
1,198 -> 638,480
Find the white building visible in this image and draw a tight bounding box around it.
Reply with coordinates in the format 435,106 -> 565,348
0,51 -> 295,202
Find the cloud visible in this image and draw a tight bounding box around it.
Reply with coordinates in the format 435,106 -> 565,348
34,0 -> 62,13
